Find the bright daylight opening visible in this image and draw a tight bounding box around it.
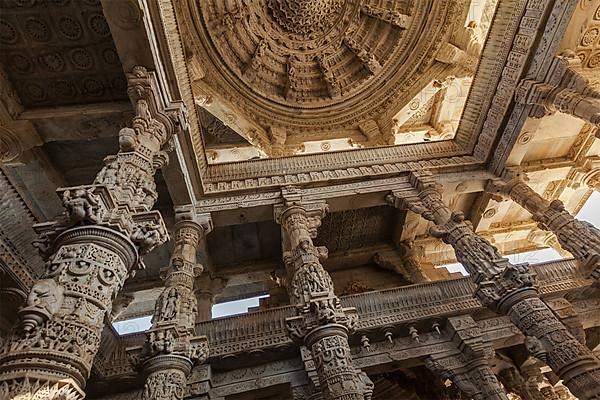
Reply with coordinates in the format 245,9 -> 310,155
112,315 -> 153,336
212,295 -> 270,319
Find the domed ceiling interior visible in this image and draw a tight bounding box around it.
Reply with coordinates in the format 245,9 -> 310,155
180,0 -> 497,163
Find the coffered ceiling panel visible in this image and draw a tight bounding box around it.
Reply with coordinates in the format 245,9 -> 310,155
0,0 -> 128,108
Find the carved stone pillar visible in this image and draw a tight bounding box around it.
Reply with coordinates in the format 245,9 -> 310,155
499,366 -> 544,400
425,316 -> 509,400
135,215 -> 210,400
0,67 -> 178,400
401,171 -> 600,400
515,56 -> 600,134
275,187 -> 372,400
489,178 -> 600,280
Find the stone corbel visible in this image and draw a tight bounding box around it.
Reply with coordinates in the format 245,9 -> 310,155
358,119 -> 393,146
360,4 -> 410,29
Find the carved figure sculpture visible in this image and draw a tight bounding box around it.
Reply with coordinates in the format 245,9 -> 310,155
62,188 -> 101,224
131,222 -> 165,254
161,287 -> 179,321
19,279 -> 65,332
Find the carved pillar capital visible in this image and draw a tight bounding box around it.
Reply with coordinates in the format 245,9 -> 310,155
515,56 -> 600,127
425,316 -> 509,400
275,187 -> 328,248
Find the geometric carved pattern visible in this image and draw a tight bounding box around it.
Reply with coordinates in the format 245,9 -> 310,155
0,0 -> 127,107
575,4 -> 600,69
315,206 -> 395,253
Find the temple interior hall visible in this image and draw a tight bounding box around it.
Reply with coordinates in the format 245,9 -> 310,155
1,0 -> 600,399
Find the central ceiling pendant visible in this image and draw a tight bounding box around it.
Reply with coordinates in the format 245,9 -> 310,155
268,0 -> 345,35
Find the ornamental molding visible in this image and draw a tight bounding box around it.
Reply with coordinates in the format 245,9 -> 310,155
155,0 -> 570,194
489,0 -> 581,174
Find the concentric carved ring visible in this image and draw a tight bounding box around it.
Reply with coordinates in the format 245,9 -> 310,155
187,0 -> 459,132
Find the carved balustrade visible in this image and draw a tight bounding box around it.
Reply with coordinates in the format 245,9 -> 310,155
0,67 -> 181,400
93,258 -> 590,382
396,171 -> 600,400
489,177 -> 600,281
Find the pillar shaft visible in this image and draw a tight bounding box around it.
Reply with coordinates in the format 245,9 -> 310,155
408,173 -> 600,400
492,179 -> 600,278
0,67 -> 177,400
276,189 -> 372,400
139,218 -> 210,400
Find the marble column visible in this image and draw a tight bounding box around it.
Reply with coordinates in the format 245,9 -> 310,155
0,67 -> 177,400
515,56 -> 600,135
403,172 -> 600,400
425,316 -> 509,400
136,215 -> 210,400
489,178 -> 600,280
275,187 -> 373,400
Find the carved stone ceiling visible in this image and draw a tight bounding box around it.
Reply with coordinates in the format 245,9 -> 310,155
0,0 -> 128,108
315,206 -> 396,254
181,0 -> 494,162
